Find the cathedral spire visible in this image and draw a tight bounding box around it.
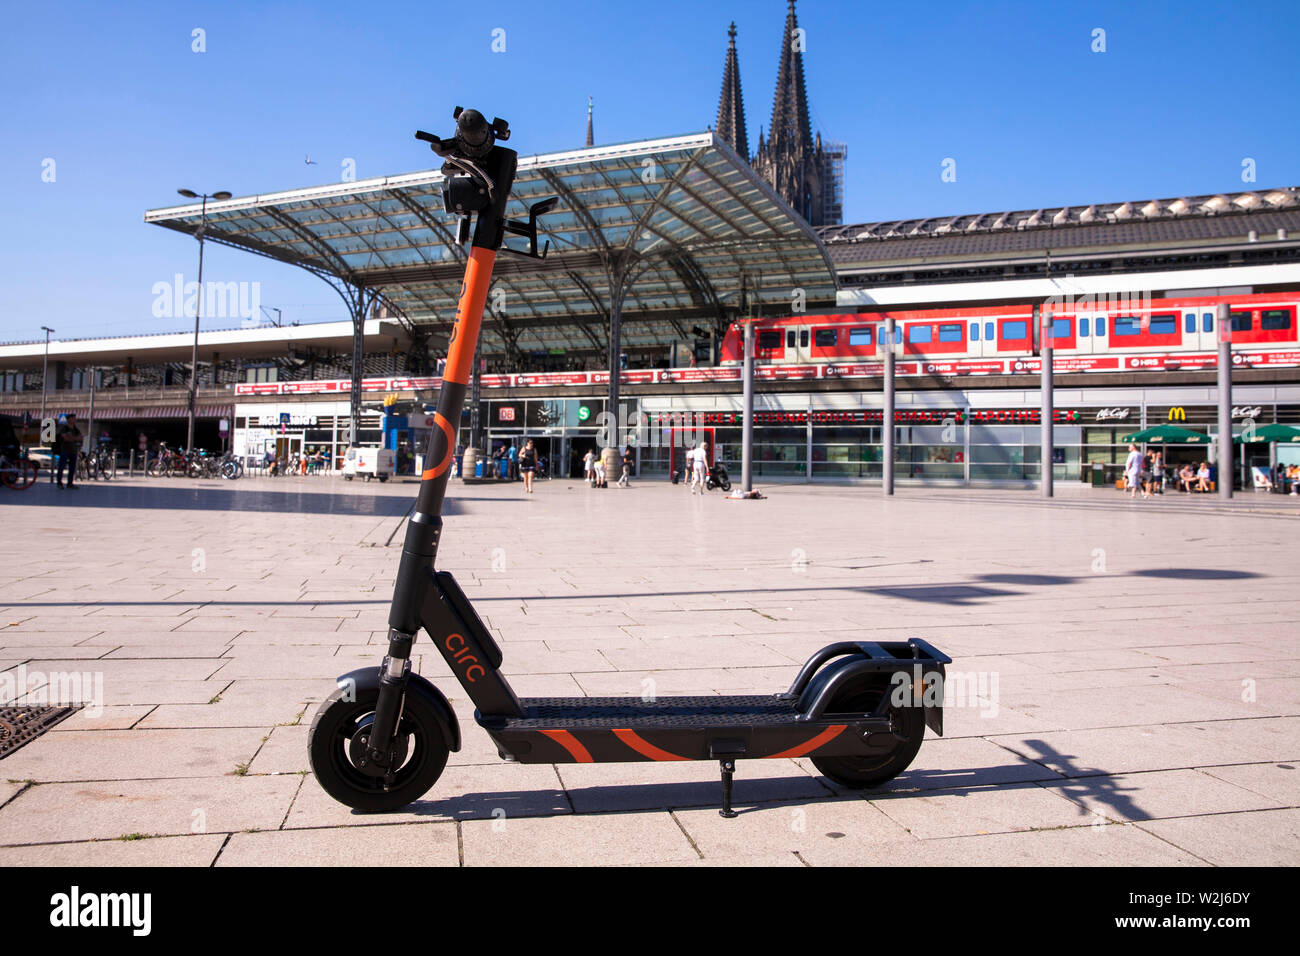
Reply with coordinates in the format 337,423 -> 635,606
714,21 -> 749,160
768,0 -> 812,153
751,0 -> 839,225
585,95 -> 594,148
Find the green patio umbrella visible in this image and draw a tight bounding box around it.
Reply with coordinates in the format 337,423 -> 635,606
1119,424 -> 1212,444
1233,423 -> 1300,443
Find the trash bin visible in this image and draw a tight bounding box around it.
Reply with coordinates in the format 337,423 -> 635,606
475,459 -> 484,478
1090,462 -> 1105,488
497,456 -> 508,479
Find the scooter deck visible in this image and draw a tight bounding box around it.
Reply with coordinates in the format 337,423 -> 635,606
478,694 -> 895,764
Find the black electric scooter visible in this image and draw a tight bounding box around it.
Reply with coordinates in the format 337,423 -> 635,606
308,108 -> 952,816
706,462 -> 731,492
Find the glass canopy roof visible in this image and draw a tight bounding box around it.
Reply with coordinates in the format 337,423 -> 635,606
143,132 -> 837,358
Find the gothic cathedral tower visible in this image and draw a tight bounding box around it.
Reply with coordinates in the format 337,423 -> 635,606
720,1 -> 844,226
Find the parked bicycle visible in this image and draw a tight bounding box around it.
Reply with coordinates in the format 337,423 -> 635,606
219,451 -> 244,480
147,443 -> 188,477
0,451 -> 38,490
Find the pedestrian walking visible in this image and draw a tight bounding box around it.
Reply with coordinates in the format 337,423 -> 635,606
1138,451 -> 1154,499
508,443 -> 519,481
583,449 -> 595,486
55,414 -> 83,490
618,445 -> 633,487
1123,443 -> 1142,499
691,441 -> 708,495
519,439 -> 538,494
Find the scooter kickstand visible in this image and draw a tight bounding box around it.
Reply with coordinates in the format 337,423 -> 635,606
719,759 -> 738,819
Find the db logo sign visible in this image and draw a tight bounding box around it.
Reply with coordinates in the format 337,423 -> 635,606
498,407 -> 516,422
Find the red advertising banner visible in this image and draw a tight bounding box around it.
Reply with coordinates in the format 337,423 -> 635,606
755,365 -> 820,380
1234,350 -> 1300,367
919,359 -> 1007,376
1010,356 -> 1122,374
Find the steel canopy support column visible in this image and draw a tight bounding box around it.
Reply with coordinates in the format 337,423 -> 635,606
742,320 -> 754,493
470,350 -> 482,452
1039,305 -> 1053,498
883,316 -> 895,495
1217,303 -> 1233,500
607,281 -> 626,440
350,308 -> 364,448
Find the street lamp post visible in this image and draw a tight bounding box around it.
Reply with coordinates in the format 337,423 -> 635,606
39,326 -> 54,427
177,188 -> 232,452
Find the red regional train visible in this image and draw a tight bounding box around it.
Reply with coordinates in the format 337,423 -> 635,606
718,291 -> 1300,370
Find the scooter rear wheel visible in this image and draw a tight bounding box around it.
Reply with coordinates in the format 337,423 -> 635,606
811,675 -> 924,789
308,684 -> 449,812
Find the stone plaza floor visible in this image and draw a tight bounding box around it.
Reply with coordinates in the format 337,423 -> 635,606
1,472 -> 1297,866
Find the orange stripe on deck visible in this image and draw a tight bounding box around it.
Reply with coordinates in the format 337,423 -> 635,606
540,729 -> 593,762
612,729 -> 688,761
766,725 -> 846,759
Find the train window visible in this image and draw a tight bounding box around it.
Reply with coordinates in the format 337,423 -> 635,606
1261,309 -> 1293,330
799,329 -> 809,348
1202,312 -> 1214,332
848,328 -> 872,346
1002,321 -> 1027,340
1230,310 -> 1252,332
1080,317 -> 1090,337
787,330 -> 796,348
1052,318 -> 1070,338
1096,317 -> 1106,336
1149,313 -> 1177,335
938,323 -> 962,342
814,328 -> 837,347
759,330 -> 782,350
1113,316 -> 1141,336
908,325 -> 932,343
984,321 -> 994,341
1185,314 -> 1196,334
970,323 -> 979,341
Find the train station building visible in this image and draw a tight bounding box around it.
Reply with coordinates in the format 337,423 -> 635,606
3,0 -> 1299,489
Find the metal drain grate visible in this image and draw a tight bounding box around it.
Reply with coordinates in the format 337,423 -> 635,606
0,706 -> 79,760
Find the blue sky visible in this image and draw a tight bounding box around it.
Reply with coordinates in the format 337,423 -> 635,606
2,0 -> 1296,341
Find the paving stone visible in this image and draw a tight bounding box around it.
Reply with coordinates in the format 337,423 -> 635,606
675,797 -> 915,864
1135,808 -> 1300,866
0,776 -> 302,844
913,821 -> 1210,866
1037,767 -> 1285,823
461,809 -> 698,866
0,834 -> 226,866
217,821 -> 459,867
0,727 -> 267,781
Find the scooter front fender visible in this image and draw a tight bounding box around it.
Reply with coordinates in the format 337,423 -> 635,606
334,667 -> 462,753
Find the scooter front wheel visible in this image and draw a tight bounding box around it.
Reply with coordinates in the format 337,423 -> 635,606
811,674 -> 924,789
308,684 -> 449,812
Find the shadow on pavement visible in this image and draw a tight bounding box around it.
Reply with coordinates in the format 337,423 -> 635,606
1012,738 -> 1147,822
8,482 -> 434,517
1129,568 -> 1261,581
